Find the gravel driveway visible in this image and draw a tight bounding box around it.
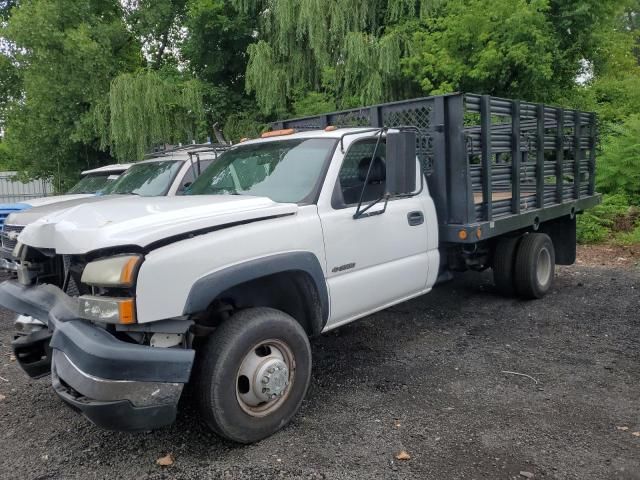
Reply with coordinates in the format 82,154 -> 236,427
0,265 -> 638,480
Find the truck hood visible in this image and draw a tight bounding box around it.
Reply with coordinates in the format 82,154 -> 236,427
19,195 -> 298,254
6,195 -> 121,227
25,194 -> 94,208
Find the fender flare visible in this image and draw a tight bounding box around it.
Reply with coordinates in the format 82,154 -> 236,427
183,252 -> 329,329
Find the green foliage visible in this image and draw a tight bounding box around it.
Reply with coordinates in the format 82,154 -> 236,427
0,53 -> 20,128
222,111 -> 268,143
238,0 -> 625,114
402,0 -> 557,101
180,0 -> 258,140
616,224 -> 640,245
577,194 -> 634,244
182,0 -> 255,86
122,0 -> 187,67
0,0 -> 17,21
102,70 -> 205,161
596,115 -> 640,203
292,91 -> 336,117
591,73 -> 640,125
0,0 -> 638,204
238,0 -> 433,114
0,140 -> 10,169
2,0 -> 140,188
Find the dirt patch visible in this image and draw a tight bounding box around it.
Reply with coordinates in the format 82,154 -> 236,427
576,243 -> 640,269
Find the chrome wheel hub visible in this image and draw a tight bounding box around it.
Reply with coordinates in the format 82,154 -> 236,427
236,339 -> 295,417
536,247 -> 552,286
256,359 -> 289,401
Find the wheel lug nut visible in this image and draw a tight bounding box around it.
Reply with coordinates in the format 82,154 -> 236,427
268,367 -> 275,373
261,376 -> 269,384
262,387 -> 269,393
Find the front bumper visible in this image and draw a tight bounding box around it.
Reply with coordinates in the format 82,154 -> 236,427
51,350 -> 184,431
0,280 -> 195,431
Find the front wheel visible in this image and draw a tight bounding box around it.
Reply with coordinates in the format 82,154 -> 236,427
195,307 -> 312,443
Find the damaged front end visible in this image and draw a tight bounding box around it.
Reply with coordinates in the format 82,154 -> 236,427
2,243 -> 195,431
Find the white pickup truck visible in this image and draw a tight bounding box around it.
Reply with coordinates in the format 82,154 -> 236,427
0,164 -> 132,227
0,144 -> 225,271
0,95 -> 600,443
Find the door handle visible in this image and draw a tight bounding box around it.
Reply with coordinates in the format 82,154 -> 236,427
407,211 -> 424,226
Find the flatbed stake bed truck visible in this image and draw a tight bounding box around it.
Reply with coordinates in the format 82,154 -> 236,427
0,93 -> 600,443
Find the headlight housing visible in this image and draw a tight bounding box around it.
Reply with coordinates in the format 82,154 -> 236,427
79,296 -> 136,324
81,254 -> 142,288
79,254 -> 142,324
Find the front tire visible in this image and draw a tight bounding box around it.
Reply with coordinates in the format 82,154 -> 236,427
514,233 -> 556,299
195,307 -> 312,443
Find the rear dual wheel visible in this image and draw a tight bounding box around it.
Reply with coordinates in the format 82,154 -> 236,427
493,233 -> 555,299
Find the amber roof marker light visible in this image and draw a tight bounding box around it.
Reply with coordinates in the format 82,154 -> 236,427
261,128 -> 296,139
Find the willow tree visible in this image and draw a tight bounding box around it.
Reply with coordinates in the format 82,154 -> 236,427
98,70 -> 205,161
237,0 -> 623,116
235,0 -> 445,115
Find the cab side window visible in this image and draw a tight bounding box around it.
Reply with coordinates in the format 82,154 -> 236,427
177,166 -> 196,193
335,139 -> 386,207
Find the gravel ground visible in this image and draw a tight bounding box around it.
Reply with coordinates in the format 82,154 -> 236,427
0,264 -> 639,480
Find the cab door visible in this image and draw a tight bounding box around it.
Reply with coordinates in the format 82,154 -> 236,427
318,138 -> 431,328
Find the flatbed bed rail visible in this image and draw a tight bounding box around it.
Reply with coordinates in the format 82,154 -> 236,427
272,93 -> 601,243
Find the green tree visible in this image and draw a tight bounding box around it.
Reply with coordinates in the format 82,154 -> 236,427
402,0 -> 558,101
99,69 -> 205,161
596,115 -> 640,202
236,0 -> 440,115
0,0 -> 17,21
121,0 -> 187,68
0,54 -> 19,130
181,0 -> 258,137
0,0 -> 20,130
238,0 -> 624,115
2,0 -> 140,188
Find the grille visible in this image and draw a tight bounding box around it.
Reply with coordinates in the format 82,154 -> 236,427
62,255 -> 80,296
1,224 -> 24,252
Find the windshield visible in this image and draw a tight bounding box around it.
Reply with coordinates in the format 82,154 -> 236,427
66,172 -> 121,194
187,138 -> 336,203
102,160 -> 183,196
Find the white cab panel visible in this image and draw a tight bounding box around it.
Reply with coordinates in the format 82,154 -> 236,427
319,197 -> 432,327
135,206 -> 326,323
317,136 -> 440,329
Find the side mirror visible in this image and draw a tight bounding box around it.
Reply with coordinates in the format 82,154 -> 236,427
385,130 -> 416,196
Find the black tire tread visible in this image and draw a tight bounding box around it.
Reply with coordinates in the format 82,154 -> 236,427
493,236 -> 521,297
194,307 -> 311,443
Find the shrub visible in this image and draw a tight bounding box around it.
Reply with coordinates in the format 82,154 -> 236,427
615,225 -> 640,246
597,115 -> 640,203
576,194 -> 635,244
